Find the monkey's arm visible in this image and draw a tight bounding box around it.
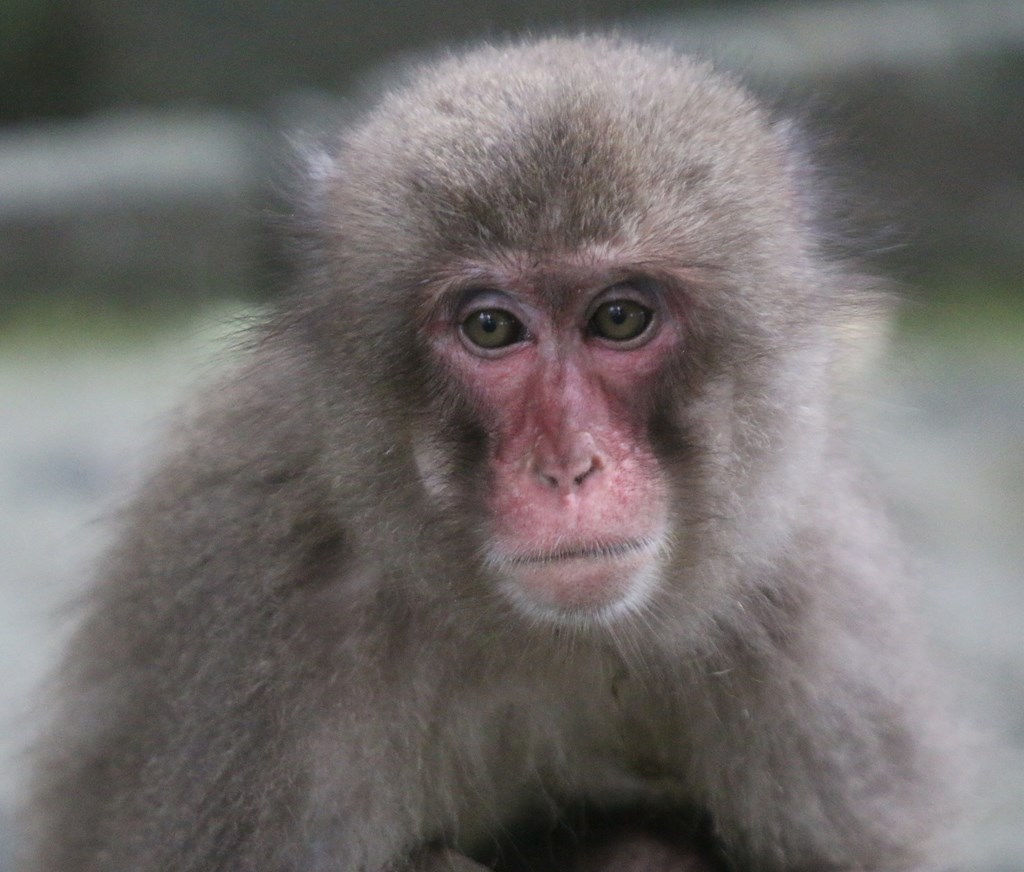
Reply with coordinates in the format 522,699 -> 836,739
689,536 -> 955,872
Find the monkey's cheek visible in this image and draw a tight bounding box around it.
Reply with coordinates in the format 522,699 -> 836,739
499,556 -> 660,623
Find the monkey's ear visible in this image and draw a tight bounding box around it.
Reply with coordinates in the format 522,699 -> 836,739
769,116 -> 811,167
287,138 -> 342,207
772,117 -> 895,379
303,144 -> 342,190
282,137 -> 346,239
769,117 -> 820,227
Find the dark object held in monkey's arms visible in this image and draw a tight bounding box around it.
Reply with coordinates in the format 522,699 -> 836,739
25,36 -> 960,872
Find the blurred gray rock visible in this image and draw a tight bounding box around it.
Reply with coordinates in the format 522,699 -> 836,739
654,0 -> 1024,281
0,112 -> 270,307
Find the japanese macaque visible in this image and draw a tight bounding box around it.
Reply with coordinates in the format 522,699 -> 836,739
25,36 -> 959,872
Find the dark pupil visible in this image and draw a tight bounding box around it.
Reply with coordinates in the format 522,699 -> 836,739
480,313 -> 499,333
592,299 -> 650,341
607,304 -> 629,325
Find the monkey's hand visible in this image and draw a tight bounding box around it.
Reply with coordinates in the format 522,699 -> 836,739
404,833 -> 719,872
406,846 -> 492,871
570,830 -> 720,872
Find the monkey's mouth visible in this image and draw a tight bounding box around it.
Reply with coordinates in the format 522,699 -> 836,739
493,537 -> 656,568
487,536 -> 663,622
486,536 -> 664,620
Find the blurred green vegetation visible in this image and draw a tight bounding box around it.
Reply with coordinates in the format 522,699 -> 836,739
3,279 -> 1021,366
0,296 -> 257,352
898,281 -> 1024,358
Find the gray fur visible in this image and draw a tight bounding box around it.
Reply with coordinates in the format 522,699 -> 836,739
24,36 -> 959,872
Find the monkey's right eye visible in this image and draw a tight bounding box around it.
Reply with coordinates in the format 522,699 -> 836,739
461,309 -> 524,350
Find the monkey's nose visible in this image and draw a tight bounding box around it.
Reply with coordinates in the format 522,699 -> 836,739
532,434 -> 604,492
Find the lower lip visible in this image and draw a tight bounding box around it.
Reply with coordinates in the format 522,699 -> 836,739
503,549 -> 655,616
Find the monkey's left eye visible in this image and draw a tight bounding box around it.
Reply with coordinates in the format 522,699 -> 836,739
589,300 -> 653,342
461,309 -> 525,350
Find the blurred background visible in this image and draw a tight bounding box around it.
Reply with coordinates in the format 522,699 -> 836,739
1,0 -> 1022,868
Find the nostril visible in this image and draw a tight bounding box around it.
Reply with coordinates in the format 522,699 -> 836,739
573,456 -> 602,486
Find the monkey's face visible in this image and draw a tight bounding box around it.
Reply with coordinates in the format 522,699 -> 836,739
417,261 -> 686,625
316,40 -> 830,631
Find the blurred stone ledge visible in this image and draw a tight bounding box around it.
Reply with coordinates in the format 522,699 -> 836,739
1,0 -> 1022,311
656,0 -> 1024,77
0,112 -> 273,308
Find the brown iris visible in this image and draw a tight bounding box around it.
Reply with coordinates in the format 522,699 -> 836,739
461,309 -> 524,349
589,300 -> 652,342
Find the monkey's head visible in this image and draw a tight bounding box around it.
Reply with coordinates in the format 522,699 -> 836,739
302,38 -> 849,632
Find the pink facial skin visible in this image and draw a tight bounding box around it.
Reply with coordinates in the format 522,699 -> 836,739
426,262 -> 683,622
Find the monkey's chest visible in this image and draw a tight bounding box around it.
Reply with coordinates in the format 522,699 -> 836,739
453,672 -> 693,842
559,688 -> 693,804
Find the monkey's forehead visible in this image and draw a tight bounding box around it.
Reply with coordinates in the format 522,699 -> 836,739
388,38 -> 756,123
317,37 -> 797,266
349,37 -> 775,174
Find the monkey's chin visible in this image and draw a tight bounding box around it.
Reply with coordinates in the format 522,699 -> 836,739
490,543 -> 661,626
